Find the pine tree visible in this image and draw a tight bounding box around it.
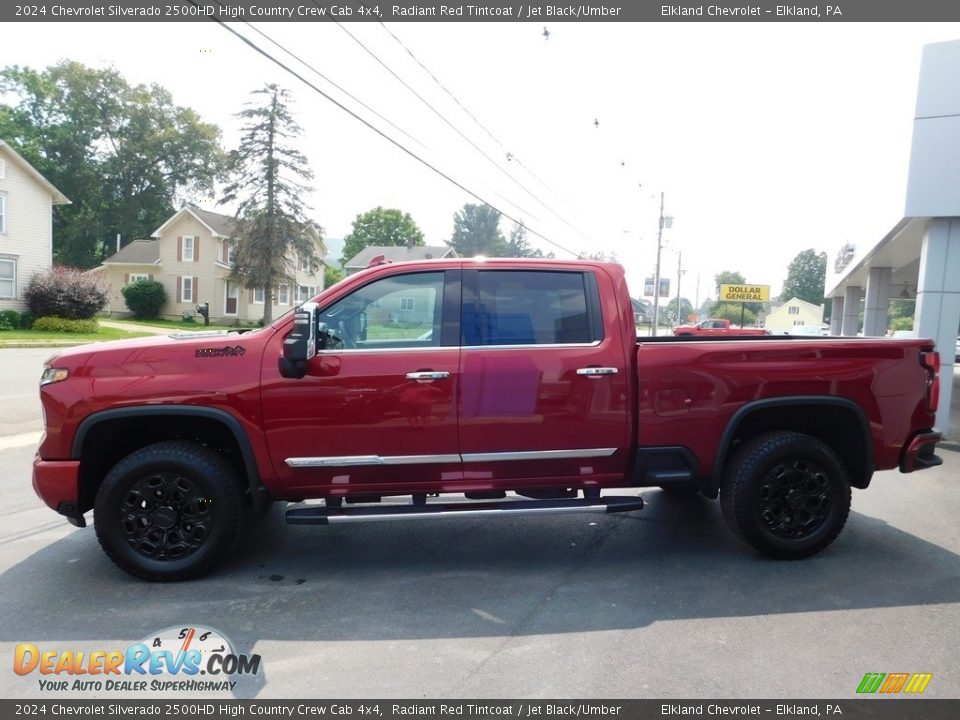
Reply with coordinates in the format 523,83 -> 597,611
223,84 -> 322,323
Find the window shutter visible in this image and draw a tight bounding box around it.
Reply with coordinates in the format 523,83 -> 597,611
249,289 -> 254,303
177,277 -> 182,303
194,277 -> 199,302
194,239 -> 199,263
125,273 -> 129,284
177,237 -> 182,262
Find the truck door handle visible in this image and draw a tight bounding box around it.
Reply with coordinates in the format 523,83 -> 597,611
406,371 -> 450,382
576,367 -> 618,377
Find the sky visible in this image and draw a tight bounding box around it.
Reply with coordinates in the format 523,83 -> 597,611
5,20 -> 960,301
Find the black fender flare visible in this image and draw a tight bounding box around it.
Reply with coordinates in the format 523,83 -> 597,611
72,405 -> 271,514
710,396 -> 874,491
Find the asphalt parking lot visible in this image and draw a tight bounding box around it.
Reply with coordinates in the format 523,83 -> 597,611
1,347 -> 958,700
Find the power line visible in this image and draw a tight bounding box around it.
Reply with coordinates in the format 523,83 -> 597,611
334,18 -> 600,250
242,21 -> 425,151
193,10 -> 580,258
239,19 -> 547,228
377,20 -> 594,237
332,19 -> 546,223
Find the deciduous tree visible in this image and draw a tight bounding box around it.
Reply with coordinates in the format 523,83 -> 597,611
780,249 -> 828,305
340,207 -> 424,267
449,203 -> 507,257
0,61 -> 225,267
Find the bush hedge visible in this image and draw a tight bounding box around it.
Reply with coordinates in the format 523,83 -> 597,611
25,267 -> 109,320
0,309 -> 19,331
32,316 -> 99,333
122,279 -> 167,319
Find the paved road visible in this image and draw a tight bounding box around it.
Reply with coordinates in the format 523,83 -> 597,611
1,347 -> 958,700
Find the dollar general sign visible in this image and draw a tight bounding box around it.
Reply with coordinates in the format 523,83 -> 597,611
719,284 -> 770,302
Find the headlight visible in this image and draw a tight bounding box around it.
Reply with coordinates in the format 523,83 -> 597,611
40,367 -> 69,386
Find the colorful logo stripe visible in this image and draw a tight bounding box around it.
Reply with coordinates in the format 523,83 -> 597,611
857,672 -> 932,694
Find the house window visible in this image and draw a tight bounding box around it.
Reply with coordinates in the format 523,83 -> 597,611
296,285 -> 316,303
253,288 -> 265,304
222,241 -> 237,264
127,273 -> 149,284
788,306 -> 799,315
0,257 -> 16,299
0,194 -> 6,234
181,276 -> 194,303
298,255 -> 313,273
278,285 -> 289,305
183,236 -> 195,262
0,159 -> 5,179
399,297 -> 415,311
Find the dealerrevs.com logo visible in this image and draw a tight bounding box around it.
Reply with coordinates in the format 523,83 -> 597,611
14,625 -> 261,693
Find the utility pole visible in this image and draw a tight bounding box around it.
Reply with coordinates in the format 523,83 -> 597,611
652,192 -> 666,337
675,251 -> 683,326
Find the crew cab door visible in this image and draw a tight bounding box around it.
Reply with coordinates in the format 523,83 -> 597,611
458,267 -> 630,484
261,269 -> 462,494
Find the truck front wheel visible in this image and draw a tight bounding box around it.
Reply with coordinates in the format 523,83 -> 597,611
720,432 -> 851,559
94,441 -> 244,581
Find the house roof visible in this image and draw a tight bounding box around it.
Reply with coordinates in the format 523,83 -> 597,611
771,297 -> 824,313
0,140 -> 71,205
345,245 -> 457,269
102,239 -> 160,265
152,205 -> 236,238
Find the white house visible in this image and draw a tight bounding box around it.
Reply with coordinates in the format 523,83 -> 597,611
765,297 -> 825,335
0,140 -> 70,312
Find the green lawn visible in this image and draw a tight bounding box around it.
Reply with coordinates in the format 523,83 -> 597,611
0,327 -> 152,343
112,317 -> 237,331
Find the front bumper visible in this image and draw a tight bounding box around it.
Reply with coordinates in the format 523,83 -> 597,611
899,431 -> 943,473
32,455 -> 85,527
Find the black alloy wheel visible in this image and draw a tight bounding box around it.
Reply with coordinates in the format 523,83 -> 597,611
721,431 -> 851,559
95,441 -> 244,581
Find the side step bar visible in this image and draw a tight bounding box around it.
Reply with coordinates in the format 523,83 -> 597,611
286,495 -> 644,526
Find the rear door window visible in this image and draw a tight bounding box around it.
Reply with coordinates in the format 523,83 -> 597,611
463,270 -> 600,346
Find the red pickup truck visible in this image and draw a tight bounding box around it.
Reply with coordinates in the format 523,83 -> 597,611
674,318 -> 771,336
33,259 -> 943,580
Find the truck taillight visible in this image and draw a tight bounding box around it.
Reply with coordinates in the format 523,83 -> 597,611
920,351 -> 940,413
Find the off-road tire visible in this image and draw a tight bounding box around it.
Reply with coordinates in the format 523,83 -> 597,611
720,431 -> 851,559
94,441 -> 244,581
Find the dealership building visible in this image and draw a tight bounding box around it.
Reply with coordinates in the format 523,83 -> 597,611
826,39 -> 960,438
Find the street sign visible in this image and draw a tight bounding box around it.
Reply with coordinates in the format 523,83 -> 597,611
719,284 -> 770,302
644,277 -> 671,298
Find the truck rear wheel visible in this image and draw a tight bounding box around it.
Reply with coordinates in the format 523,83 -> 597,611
94,441 -> 244,581
720,432 -> 851,559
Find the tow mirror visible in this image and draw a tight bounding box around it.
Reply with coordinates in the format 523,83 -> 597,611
279,302 -> 318,379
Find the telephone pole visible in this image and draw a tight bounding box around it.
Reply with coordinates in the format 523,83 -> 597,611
651,192 -> 673,336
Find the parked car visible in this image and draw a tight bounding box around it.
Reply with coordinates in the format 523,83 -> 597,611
673,318 -> 771,336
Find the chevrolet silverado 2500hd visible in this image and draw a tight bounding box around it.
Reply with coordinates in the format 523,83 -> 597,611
33,259 -> 943,580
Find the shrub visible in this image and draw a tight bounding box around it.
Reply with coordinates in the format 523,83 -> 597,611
0,309 -> 19,330
121,279 -> 167,319
25,267 -> 109,320
18,311 -> 35,329
32,316 -> 99,333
